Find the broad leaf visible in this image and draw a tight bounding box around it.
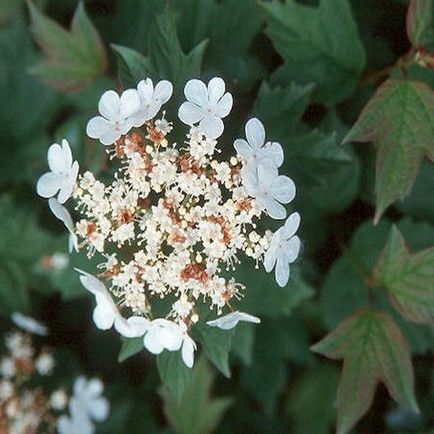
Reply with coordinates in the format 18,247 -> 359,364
312,310 -> 419,434
262,0 -> 366,105
157,351 -> 192,402
343,78 -> 434,222
376,226 -> 434,325
118,337 -> 144,363
407,0 -> 434,51
160,357 -> 233,434
28,1 -> 107,91
0,0 -> 21,26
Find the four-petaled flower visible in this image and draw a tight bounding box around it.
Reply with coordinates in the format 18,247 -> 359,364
264,212 -> 301,287
243,159 -> 296,219
130,78 -> 173,127
234,118 -> 283,173
178,77 -> 233,139
37,139 -> 79,204
86,89 -> 140,145
206,311 -> 261,330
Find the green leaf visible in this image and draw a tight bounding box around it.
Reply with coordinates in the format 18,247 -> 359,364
344,78 -> 434,222
27,1 -> 107,91
286,364 -> 339,434
157,351 -> 192,402
407,0 -> 434,51
376,226 -> 434,325
312,309 -> 419,434
118,337 -> 144,363
230,322 -> 255,366
193,325 -> 233,378
0,0 -> 21,26
262,0 -> 366,105
160,357 -> 233,434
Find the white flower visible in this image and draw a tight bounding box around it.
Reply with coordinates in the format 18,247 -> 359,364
35,353 -> 55,375
178,77 -> 233,139
264,212 -> 301,287
234,118 -> 283,170
11,312 -> 48,336
86,89 -> 140,145
206,311 -> 260,330
50,389 -> 68,411
0,358 -> 16,378
143,319 -> 183,354
71,377 -> 109,423
76,269 -> 149,337
130,78 -> 173,127
48,198 -> 78,253
37,139 -> 79,204
243,159 -> 295,219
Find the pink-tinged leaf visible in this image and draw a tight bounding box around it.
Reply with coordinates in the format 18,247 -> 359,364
343,78 -> 434,223
375,225 -> 434,324
311,309 -> 419,434
27,1 -> 107,92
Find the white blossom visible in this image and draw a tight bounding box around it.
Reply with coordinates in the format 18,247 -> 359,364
37,139 -> 79,204
243,159 -> 295,219
50,389 -> 68,411
48,198 -> 78,252
130,78 -> 173,127
11,312 -> 48,336
178,77 -> 233,139
264,212 -> 301,287
206,311 -> 260,330
234,118 -> 283,171
57,399 -> 95,434
86,89 -> 140,145
143,319 -> 183,354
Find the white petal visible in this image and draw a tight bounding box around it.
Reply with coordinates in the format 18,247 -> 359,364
199,115 -> 224,139
144,329 -> 164,354
58,161 -> 79,204
115,316 -> 150,338
261,196 -> 287,220
263,239 -> 277,273
120,88 -> 141,118
208,77 -> 225,104
49,198 -> 74,232
241,166 -> 260,197
86,378 -> 104,397
285,235 -> 301,263
86,116 -> 111,140
37,172 -> 62,198
157,323 -> 183,351
99,127 -> 121,146
93,295 -> 115,330
233,139 -> 254,162
69,234 -> 78,253
215,92 -> 233,117
178,101 -> 205,125
11,312 -> 48,336
264,141 -> 284,168
207,311 -> 260,330
282,212 -> 301,239
75,269 -> 106,296
137,78 -> 153,103
48,142 -> 72,173
73,376 -> 86,396
89,397 -> 110,422
271,175 -> 296,204
154,80 -> 173,104
275,257 -> 290,287
245,118 -> 265,149
181,335 -> 196,368
98,90 -> 120,120
184,79 -> 208,106
257,159 -> 278,189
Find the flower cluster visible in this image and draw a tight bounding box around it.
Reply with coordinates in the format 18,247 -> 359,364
37,76 -> 301,367
0,324 -> 109,434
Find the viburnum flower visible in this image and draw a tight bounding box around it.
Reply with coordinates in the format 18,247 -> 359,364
234,118 -> 283,172
178,77 -> 233,139
130,78 -> 173,127
206,311 -> 261,330
243,159 -> 296,219
37,139 -> 79,204
264,212 -> 302,287
11,312 -> 48,336
49,198 -> 78,252
86,89 -> 140,145
38,76 -> 301,368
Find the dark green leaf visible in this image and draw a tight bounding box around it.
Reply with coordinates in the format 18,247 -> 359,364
118,337 -> 144,363
407,0 -> 434,51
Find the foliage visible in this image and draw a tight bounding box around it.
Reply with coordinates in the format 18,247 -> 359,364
0,0 -> 433,433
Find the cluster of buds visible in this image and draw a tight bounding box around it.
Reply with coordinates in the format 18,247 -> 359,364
37,76 -> 301,367
0,321 -> 109,434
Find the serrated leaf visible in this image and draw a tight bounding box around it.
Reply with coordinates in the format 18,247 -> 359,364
157,351 -> 192,402
160,357 -> 233,434
28,1 -> 107,91
343,78 -> 434,222
376,226 -> 434,325
407,0 -> 434,51
193,325 -> 233,378
118,337 -> 144,363
312,309 -> 419,434
262,0 -> 366,105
